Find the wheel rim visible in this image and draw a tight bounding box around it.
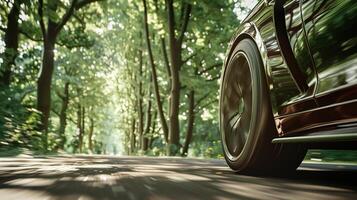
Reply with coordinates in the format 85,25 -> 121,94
220,52 -> 252,161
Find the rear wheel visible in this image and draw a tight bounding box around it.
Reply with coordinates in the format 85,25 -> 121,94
219,38 -> 306,174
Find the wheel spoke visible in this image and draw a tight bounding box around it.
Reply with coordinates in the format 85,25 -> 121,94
239,110 -> 251,139
228,111 -> 241,128
230,117 -> 245,154
240,79 -> 252,98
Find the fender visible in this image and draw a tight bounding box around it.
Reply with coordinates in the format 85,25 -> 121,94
222,0 -> 319,137
223,1 -> 304,118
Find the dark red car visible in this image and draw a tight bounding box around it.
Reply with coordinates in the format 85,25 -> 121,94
219,0 -> 357,173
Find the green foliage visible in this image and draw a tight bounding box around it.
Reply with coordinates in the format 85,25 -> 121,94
0,0 -> 259,158
305,150 -> 357,163
0,87 -> 42,151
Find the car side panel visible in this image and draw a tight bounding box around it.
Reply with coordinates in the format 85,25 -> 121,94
302,0 -> 357,98
226,0 -> 357,138
225,1 -> 319,136
227,2 -> 303,113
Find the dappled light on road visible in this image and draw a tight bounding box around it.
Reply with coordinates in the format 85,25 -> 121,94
0,156 -> 356,200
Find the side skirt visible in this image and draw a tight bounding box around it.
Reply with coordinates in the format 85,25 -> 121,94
272,127 -> 357,144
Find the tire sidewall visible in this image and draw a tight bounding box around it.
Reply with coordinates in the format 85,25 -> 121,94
220,38 -> 272,172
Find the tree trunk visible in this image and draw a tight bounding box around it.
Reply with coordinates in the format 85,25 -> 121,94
36,0 -> 100,145
149,111 -> 157,149
76,103 -> 85,153
124,131 -> 130,155
138,91 -> 144,150
37,20 -> 58,149
142,0 -> 169,143
168,58 -> 181,155
0,0 -> 22,87
130,118 -> 136,154
182,90 -> 195,156
80,107 -> 85,153
165,1 -> 192,155
88,117 -> 94,152
37,39 -> 55,150
76,103 -> 82,153
58,82 -> 70,149
142,83 -> 152,151
137,42 -> 144,149
160,38 -> 171,82
154,0 -> 171,82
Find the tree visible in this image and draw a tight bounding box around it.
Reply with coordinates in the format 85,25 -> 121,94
142,0 -> 169,144
164,0 -> 192,155
0,0 -> 245,157
182,90 -> 194,156
56,81 -> 70,149
36,0 -> 103,149
0,0 -> 26,87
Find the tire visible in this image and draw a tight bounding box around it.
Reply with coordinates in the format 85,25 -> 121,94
219,38 -> 306,174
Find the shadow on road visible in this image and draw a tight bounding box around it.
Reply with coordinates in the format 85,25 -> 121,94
0,156 -> 356,200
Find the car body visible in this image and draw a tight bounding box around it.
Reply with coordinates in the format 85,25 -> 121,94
219,0 -> 357,173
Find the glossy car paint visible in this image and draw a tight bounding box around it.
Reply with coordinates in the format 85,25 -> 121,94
224,0 -> 357,138
302,0 -> 357,96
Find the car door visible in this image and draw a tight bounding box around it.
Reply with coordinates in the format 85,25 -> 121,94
301,0 -> 357,104
271,0 -> 318,135
300,0 -> 357,127
272,0 -> 318,116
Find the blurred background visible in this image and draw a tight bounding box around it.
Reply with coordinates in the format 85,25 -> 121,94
0,0 -> 356,163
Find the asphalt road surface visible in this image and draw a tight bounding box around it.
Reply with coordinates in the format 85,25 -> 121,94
0,155 -> 356,200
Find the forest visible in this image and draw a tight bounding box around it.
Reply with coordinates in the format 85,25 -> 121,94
0,0 -> 257,157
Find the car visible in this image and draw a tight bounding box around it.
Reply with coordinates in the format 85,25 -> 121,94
219,0 -> 357,173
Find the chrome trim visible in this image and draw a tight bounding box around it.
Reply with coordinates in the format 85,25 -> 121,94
316,83 -> 357,98
286,119 -> 357,136
272,133 -> 357,143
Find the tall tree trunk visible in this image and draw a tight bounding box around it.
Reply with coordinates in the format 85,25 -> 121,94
88,117 -> 94,152
142,133 -> 149,151
80,107 -> 85,153
148,111 -> 157,149
58,82 -> 70,149
142,83 -> 152,151
142,0 -> 169,143
166,0 -> 180,155
38,38 -> 56,150
0,0 -> 22,87
37,0 -> 62,150
137,41 -> 144,149
153,0 -> 171,82
76,103 -> 82,153
138,92 -> 144,150
130,118 -> 136,154
36,0 -> 100,144
182,90 -> 195,156
125,131 -> 130,155
160,38 -> 171,82
165,0 -> 192,155
76,102 -> 85,153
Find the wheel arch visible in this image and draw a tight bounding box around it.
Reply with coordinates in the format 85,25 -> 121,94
220,21 -> 278,142
221,22 -> 271,100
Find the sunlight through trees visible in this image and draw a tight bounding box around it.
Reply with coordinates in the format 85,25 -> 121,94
0,0 -> 245,157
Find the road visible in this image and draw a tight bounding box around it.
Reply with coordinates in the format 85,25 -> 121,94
0,155 -> 356,200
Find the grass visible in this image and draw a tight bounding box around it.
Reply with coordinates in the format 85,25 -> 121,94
304,149 -> 357,164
